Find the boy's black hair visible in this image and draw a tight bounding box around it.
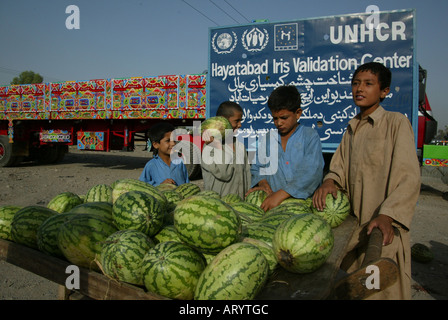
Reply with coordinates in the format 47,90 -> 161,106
216,101 -> 243,118
148,122 -> 175,154
267,85 -> 301,113
352,62 -> 392,90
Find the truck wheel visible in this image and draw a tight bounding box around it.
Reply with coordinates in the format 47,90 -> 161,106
37,145 -> 59,164
174,140 -> 202,180
0,136 -> 18,167
55,145 -> 68,162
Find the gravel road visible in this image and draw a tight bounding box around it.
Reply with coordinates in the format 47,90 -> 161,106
1,145 -> 447,300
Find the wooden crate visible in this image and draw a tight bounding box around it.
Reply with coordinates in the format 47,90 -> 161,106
0,216 -> 357,300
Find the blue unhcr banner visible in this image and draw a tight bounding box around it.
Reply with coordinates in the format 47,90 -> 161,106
207,9 -> 416,152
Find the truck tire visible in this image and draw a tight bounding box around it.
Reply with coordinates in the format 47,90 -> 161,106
37,145 -> 59,164
0,135 -> 18,167
55,145 -> 68,162
174,140 -> 202,180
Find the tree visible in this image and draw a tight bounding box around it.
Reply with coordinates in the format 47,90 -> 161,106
10,71 -> 43,85
435,125 -> 448,141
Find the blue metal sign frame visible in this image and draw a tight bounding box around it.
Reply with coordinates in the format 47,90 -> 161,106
207,9 -> 417,152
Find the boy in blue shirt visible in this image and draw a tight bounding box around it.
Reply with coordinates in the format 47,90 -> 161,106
249,85 -> 324,211
139,122 -> 190,186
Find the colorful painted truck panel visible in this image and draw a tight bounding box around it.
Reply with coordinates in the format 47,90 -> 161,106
0,75 -> 206,122
0,74 -> 206,172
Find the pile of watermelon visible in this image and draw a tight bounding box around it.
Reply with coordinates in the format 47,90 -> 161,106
0,180 -> 351,300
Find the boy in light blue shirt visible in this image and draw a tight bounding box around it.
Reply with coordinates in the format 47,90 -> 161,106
249,85 -> 324,211
139,122 -> 189,187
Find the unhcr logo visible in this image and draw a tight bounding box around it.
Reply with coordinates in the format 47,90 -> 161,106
242,27 -> 269,52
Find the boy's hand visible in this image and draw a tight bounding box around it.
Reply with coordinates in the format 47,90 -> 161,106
162,178 -> 177,185
367,215 -> 395,246
260,189 -> 289,212
312,179 -> 338,211
203,129 -> 223,149
202,130 -> 215,144
245,179 -> 273,197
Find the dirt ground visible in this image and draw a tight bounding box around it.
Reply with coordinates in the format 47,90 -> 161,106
0,145 -> 447,300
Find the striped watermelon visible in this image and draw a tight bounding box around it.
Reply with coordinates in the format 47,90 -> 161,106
99,230 -> 155,285
265,202 -> 311,216
258,212 -> 296,227
173,195 -> 241,254
411,243 -> 434,263
245,189 -> 268,207
85,184 -> 113,203
281,197 -> 313,208
37,212 -> 78,258
58,213 -> 118,271
10,206 -> 58,249
222,193 -> 243,204
153,225 -> 181,244
69,201 -> 114,221
235,212 -> 253,227
202,252 -> 217,265
0,205 -> 22,241
156,183 -> 178,192
231,201 -> 265,222
312,190 -> 351,228
111,178 -> 168,210
112,191 -> 165,237
47,192 -> 83,213
194,242 -> 269,300
162,190 -> 184,213
241,222 -> 277,246
241,237 -> 277,275
272,213 -> 334,274
200,116 -> 233,142
174,183 -> 201,199
196,190 -> 221,198
141,241 -> 206,300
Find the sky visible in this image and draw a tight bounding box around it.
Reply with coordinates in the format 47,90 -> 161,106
1,0 -> 447,130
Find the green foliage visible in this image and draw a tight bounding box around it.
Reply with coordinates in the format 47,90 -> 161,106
10,71 -> 43,85
434,125 -> 448,140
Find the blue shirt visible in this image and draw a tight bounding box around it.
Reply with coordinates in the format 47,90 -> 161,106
250,125 -> 324,199
139,154 -> 190,186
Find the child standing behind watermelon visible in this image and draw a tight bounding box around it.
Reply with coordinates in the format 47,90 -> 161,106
248,85 -> 325,211
200,101 -> 251,199
312,62 -> 421,300
139,122 -> 189,187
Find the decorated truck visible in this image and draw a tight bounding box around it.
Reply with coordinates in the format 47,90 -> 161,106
0,74 -> 207,177
0,9 -> 437,174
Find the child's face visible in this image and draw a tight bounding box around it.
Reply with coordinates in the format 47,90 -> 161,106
153,131 -> 175,156
227,111 -> 243,131
352,70 -> 390,112
271,108 -> 302,136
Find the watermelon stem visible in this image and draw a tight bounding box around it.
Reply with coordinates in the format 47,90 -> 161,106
278,249 -> 294,267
